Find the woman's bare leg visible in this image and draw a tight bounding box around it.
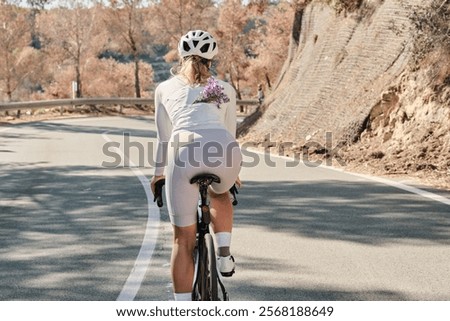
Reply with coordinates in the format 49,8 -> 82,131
210,191 -> 233,256
171,223 -> 196,294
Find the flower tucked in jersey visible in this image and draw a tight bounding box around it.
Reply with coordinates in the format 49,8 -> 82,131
193,77 -> 230,108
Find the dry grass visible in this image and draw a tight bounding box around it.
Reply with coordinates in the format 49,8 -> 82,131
408,0 -> 450,99
325,0 -> 363,13
409,0 -> 450,67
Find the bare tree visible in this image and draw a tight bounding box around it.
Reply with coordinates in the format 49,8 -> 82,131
82,56 -> 153,97
245,1 -> 293,92
215,0 -> 250,100
27,0 -> 53,48
39,1 -> 101,98
27,0 -> 52,9
150,0 -> 217,60
104,0 -> 152,98
0,2 -> 34,102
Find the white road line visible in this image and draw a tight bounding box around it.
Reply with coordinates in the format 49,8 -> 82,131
101,132 -> 160,301
252,150 -> 450,206
0,125 -> 12,133
340,171 -> 450,206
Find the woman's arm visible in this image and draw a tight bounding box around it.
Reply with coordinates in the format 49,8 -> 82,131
154,86 -> 172,176
223,83 -> 237,138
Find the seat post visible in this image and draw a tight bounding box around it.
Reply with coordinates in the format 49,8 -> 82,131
199,182 -> 211,225
199,182 -> 208,206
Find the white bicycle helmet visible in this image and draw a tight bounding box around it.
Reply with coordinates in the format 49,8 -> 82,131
178,30 -> 218,60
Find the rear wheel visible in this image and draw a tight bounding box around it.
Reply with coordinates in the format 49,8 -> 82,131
205,233 -> 219,300
192,233 -> 219,301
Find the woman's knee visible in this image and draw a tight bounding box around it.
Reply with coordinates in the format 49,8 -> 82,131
209,190 -> 233,212
209,189 -> 229,200
173,223 -> 196,250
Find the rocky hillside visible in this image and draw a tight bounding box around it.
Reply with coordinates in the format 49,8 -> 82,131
239,0 -> 449,189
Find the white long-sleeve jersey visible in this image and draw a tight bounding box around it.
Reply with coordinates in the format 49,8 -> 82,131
154,75 -> 237,176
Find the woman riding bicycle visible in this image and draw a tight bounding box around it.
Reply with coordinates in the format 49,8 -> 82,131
150,30 -> 242,301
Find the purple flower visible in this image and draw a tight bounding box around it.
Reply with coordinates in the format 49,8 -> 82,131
193,77 -> 230,108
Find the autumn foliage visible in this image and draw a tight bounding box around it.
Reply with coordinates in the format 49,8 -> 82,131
0,0 -> 294,102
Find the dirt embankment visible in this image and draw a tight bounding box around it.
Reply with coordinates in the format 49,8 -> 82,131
341,49 -> 450,190
239,0 -> 449,190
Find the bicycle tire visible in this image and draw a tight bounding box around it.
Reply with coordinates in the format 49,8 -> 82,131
198,235 -> 208,300
205,233 -> 219,300
193,234 -> 209,300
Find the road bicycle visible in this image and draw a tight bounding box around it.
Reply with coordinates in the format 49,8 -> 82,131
154,174 -> 238,301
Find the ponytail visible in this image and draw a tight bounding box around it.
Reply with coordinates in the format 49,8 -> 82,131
173,55 -> 212,85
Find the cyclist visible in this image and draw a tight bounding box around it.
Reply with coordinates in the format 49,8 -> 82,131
150,30 -> 242,301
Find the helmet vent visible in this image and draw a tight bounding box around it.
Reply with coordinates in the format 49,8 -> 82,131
200,43 -> 210,53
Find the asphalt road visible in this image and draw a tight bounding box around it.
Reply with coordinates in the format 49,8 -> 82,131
1,116 -> 449,301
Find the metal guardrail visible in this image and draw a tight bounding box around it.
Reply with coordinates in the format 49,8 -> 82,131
0,98 -> 259,112
0,98 -> 154,112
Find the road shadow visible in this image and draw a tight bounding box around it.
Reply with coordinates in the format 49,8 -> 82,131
224,180 -> 450,300
0,163 -> 167,300
234,180 -> 450,245
4,117 -> 155,139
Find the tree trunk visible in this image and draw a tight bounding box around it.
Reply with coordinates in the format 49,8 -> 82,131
134,55 -> 141,98
76,66 -> 82,98
6,78 -> 12,102
273,4 -> 304,91
265,72 -> 272,90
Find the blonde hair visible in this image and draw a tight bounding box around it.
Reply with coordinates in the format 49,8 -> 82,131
172,55 -> 212,85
